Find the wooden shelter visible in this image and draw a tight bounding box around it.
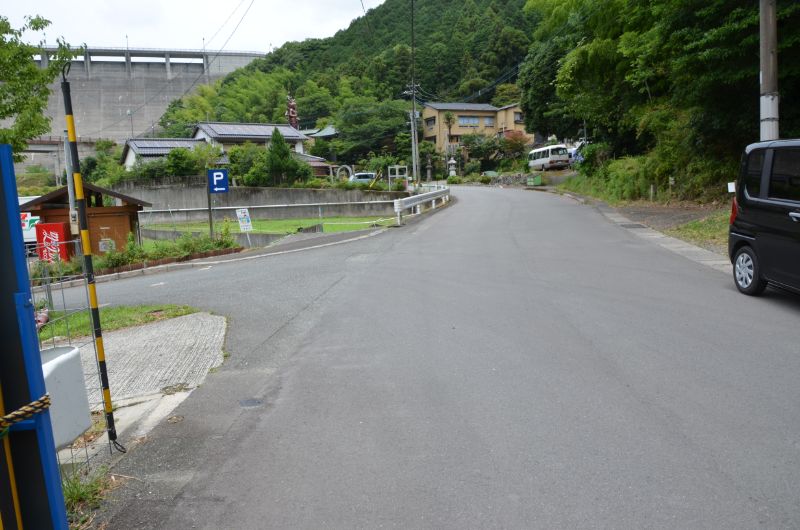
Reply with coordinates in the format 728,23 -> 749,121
19,183 -> 151,254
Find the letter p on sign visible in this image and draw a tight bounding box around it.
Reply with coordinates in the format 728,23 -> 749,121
208,168 -> 229,193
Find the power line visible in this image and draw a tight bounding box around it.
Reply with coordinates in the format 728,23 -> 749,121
83,0 -> 256,137
206,0 -> 248,47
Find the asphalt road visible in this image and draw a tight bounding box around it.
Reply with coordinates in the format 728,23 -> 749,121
91,186 -> 800,529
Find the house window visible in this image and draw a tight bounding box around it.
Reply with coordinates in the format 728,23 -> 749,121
484,116 -> 495,127
425,117 -> 436,128
458,116 -> 479,127
514,112 -> 524,124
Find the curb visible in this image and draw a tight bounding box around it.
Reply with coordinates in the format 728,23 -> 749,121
551,189 -> 731,275
33,227 -> 391,292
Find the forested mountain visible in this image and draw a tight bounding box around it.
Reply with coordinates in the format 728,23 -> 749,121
159,0 -> 536,162
159,0 -> 800,198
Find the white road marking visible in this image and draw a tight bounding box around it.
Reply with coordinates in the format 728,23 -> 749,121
150,282 -> 166,287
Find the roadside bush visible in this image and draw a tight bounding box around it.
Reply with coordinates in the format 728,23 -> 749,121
293,177 -> 331,189
447,175 -> 463,184
604,157 -> 648,200
464,160 -> 481,176
95,249 -> 129,270
577,142 -> 612,177
29,258 -> 83,284
391,180 -> 407,192
334,181 -> 357,190
479,175 -> 492,185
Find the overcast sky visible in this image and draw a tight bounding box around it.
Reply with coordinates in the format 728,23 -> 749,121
6,0 -> 386,52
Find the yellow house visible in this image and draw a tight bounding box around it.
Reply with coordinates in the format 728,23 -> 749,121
421,102 -> 532,152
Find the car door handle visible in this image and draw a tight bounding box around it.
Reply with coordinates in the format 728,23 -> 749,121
790,212 -> 800,222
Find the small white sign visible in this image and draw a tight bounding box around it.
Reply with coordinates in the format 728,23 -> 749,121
727,181 -> 736,193
236,208 -> 253,232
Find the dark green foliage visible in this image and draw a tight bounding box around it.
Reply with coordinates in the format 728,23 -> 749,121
520,0 -> 800,200
228,142 -> 263,180
333,99 -> 410,161
165,148 -> 200,176
0,16 -> 76,161
242,129 -> 309,187
158,0 -> 536,158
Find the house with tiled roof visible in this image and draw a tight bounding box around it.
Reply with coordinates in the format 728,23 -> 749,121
421,102 -> 532,152
120,138 -> 207,170
192,122 -> 308,154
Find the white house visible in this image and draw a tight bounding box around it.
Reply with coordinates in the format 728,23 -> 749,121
120,138 -> 207,170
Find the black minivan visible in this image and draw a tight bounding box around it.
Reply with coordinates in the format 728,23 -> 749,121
729,140 -> 800,295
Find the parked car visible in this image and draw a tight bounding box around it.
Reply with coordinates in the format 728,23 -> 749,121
729,139 -> 800,295
349,172 -> 376,184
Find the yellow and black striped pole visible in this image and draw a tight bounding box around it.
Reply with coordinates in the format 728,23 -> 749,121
61,71 -> 125,453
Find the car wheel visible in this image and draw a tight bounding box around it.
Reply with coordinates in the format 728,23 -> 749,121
733,246 -> 767,296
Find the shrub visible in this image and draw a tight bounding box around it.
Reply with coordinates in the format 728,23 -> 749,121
95,249 -> 128,270
293,177 -> 330,189
447,175 -> 463,185
464,160 -> 481,176
216,221 -> 236,248
578,142 -> 612,177
479,175 -> 492,185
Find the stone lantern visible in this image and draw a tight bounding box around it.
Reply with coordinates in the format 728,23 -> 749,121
448,157 -> 457,177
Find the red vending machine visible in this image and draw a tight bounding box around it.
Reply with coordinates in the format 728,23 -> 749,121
35,222 -> 73,262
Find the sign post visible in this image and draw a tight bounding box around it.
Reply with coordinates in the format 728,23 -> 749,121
207,169 -> 229,239
236,208 -> 252,247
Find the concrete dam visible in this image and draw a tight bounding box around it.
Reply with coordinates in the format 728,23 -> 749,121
38,46 -> 265,142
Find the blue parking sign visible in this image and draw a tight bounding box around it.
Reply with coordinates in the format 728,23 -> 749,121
208,169 -> 229,193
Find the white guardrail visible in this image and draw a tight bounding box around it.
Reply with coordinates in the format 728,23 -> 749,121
393,186 -> 450,225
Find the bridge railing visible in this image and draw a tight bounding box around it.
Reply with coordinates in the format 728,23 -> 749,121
393,187 -> 450,225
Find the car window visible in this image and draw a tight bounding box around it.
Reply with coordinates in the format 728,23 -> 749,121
744,149 -> 764,197
552,147 -> 568,156
768,148 -> 800,202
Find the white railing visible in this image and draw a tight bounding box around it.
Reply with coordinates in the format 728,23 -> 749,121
393,187 -> 450,225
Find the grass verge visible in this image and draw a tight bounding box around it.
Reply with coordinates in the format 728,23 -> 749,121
663,210 -> 729,250
146,216 -> 394,235
39,304 -> 197,341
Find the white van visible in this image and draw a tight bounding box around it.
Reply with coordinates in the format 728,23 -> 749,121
528,144 -> 570,171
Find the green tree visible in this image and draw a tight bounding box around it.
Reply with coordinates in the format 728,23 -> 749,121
228,142 -> 263,180
0,16 -> 75,160
334,98 -> 409,162
165,148 -> 200,176
491,84 -> 522,107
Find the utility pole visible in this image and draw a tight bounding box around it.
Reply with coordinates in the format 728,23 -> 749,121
760,0 -> 779,141
409,0 -> 420,190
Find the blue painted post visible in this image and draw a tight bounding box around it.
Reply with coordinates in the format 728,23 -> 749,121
0,143 -> 68,529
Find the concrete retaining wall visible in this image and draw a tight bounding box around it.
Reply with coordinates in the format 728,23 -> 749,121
113,181 -> 407,210
138,200 -> 397,225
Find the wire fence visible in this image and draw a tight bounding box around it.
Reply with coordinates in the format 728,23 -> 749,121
27,238 -> 110,480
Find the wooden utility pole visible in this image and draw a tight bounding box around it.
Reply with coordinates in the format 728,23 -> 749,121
760,0 -> 779,141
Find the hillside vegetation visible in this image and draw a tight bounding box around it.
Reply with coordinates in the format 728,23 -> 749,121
158,0 -> 800,200
159,0 -> 535,165
519,0 -> 800,200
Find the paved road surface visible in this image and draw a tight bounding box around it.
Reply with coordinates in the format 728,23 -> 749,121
91,187 -> 800,529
